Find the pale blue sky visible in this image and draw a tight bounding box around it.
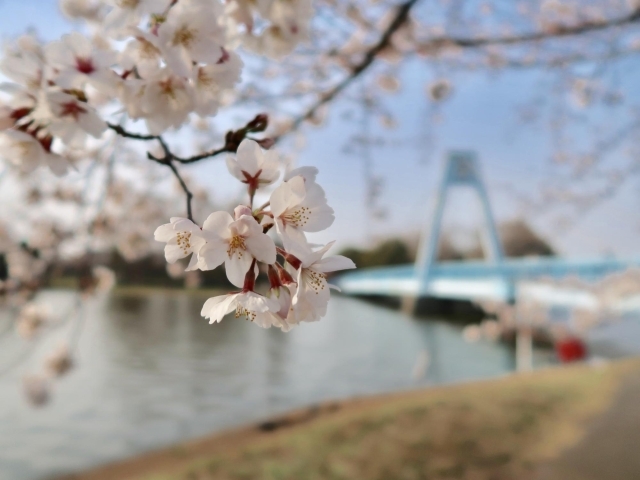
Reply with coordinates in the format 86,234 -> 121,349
1,1 -> 638,258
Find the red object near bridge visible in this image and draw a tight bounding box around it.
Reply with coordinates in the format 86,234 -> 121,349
555,337 -> 588,363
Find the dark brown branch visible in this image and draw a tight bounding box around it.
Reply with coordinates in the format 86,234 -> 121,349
145,150 -> 195,221
110,113 -> 270,222
166,161 -> 194,222
173,146 -> 231,163
107,123 -> 159,141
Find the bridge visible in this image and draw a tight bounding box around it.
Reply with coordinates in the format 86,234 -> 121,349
335,151 -> 640,311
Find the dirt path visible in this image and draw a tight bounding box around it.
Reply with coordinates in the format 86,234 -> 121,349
537,365 -> 640,480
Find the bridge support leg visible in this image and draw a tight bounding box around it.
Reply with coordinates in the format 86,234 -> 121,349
400,295 -> 418,316
516,327 -> 533,373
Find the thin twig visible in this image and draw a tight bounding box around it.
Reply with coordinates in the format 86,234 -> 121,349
107,123 -> 159,141
166,161 -> 195,222
173,146 -> 231,163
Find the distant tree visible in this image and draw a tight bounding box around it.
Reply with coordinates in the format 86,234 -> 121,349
500,220 -> 555,258
340,239 -> 411,268
467,220 -> 555,259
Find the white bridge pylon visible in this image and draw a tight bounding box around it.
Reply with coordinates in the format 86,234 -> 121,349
415,151 -> 506,288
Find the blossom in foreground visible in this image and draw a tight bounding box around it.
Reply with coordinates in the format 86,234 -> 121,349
157,0 -> 226,78
201,291 -> 280,325
270,174 -> 334,249
120,28 -> 164,79
45,32 -> 119,94
154,217 -> 205,270
138,68 -> 195,134
286,241 -> 355,322
196,211 -> 276,287
226,138 -> 280,195
40,91 -> 107,147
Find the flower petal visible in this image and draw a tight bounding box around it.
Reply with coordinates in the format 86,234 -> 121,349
202,211 -> 233,237
154,223 -> 175,242
201,294 -> 238,323
245,233 -> 276,264
235,138 -> 261,175
225,253 -> 253,288
313,255 -> 356,273
225,155 -> 244,181
165,244 -> 186,263
197,238 -> 227,271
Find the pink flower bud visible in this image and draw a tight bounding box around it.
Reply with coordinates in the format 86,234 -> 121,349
234,205 -> 253,219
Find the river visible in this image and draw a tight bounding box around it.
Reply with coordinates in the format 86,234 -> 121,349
0,289 -> 636,480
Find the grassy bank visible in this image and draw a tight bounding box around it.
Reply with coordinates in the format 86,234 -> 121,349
62,359 -> 640,480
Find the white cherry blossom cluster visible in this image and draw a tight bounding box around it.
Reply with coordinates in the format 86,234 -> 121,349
0,0 -> 312,175
155,138 -> 355,330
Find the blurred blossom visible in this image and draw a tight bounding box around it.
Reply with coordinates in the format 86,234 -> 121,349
22,374 -> 50,407
427,79 -> 452,101
462,324 -> 482,343
480,319 -> 502,341
44,344 -> 73,378
16,303 -> 48,340
376,74 -> 400,92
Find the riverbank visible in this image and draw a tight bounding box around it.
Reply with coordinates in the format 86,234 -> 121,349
59,358 -> 640,480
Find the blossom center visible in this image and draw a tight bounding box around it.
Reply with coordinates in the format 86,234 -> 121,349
175,231 -> 192,255
227,235 -> 246,259
159,79 -> 177,99
59,101 -> 86,121
173,26 -> 197,48
235,305 -> 257,321
283,206 -> 311,227
304,268 -> 326,294
118,0 -> 140,8
75,57 -> 95,75
138,38 -> 160,59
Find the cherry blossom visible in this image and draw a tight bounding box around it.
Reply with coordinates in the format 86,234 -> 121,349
45,32 -> 119,94
103,0 -> 171,30
157,0 -> 227,78
201,290 -> 280,325
226,138 -> 280,196
0,129 -> 67,175
193,50 -> 243,117
137,68 -> 195,134
154,217 -> 205,270
286,241 -> 355,322
38,91 -> 107,147
0,35 -> 45,94
195,210 -> 276,287
270,173 -> 334,249
264,264 -> 297,331
120,28 -> 163,79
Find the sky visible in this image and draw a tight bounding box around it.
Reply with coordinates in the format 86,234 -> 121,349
0,1 -> 639,259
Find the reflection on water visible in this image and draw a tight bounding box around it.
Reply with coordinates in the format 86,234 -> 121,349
1,290 -> 541,480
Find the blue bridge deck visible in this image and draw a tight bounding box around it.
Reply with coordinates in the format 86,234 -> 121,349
335,257 -> 640,303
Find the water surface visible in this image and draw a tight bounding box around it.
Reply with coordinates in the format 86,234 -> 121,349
0,290 -> 554,479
